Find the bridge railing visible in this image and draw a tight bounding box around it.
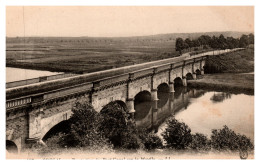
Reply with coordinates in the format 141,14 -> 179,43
94,74 -> 129,89
43,82 -> 93,100
188,48 -> 245,58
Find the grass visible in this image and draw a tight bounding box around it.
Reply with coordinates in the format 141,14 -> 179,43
204,49 -> 254,73
188,48 -> 254,95
6,38 -> 178,73
188,73 -> 254,95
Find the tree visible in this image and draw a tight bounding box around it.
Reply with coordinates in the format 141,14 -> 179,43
99,102 -> 141,150
66,101 -> 112,151
248,33 -> 254,45
193,39 -> 201,48
162,118 -> 192,150
190,133 -> 211,152
185,38 -> 192,51
175,38 -> 185,54
226,37 -> 236,49
239,34 -> 249,48
218,34 -> 227,49
209,36 -> 219,49
139,129 -> 163,150
211,125 -> 254,152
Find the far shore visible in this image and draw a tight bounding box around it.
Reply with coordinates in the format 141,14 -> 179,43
187,73 -> 254,95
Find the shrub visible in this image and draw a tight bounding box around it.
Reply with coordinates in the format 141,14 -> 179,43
190,133 -> 211,152
211,125 -> 254,152
120,121 -> 142,150
139,129 -> 163,151
69,101 -> 112,151
99,102 -> 129,147
162,118 -> 192,150
99,102 -> 142,150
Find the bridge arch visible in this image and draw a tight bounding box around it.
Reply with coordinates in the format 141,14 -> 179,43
100,100 -> 127,113
42,120 -> 71,142
157,83 -> 170,108
134,90 -> 152,120
6,140 -> 18,154
195,69 -> 201,75
186,72 -> 193,80
40,109 -> 73,141
174,77 -> 183,88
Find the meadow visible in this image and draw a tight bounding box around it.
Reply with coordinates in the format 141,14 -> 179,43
6,31 -> 247,73
6,36 -> 177,73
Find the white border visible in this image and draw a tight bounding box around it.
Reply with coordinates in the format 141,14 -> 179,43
0,0 -> 259,165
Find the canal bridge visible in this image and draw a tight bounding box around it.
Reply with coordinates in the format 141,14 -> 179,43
6,48 -> 243,153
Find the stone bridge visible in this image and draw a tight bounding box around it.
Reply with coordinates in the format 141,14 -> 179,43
5,48 -> 243,153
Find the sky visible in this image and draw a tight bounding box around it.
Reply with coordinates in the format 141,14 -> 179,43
6,6 -> 254,37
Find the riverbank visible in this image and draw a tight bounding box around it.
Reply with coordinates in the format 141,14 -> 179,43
189,48 -> 254,95
188,73 -> 254,95
204,48 -> 254,73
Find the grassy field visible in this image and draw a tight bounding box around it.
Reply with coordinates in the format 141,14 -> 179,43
6,38 -> 177,73
188,73 -> 254,95
6,31 -> 248,73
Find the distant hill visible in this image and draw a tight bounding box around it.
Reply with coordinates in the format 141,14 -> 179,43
6,31 -> 252,43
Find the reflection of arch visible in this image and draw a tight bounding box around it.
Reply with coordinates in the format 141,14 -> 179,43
134,90 -> 152,120
42,120 -> 71,142
174,77 -> 183,88
174,86 -> 184,98
195,69 -> 201,75
157,83 -> 169,108
186,73 -> 193,80
6,140 -> 18,154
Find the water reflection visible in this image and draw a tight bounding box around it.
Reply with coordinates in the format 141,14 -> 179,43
210,92 -> 232,103
134,91 -> 152,121
135,87 -> 254,141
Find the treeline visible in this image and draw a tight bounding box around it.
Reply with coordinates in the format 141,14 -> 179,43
176,33 -> 254,54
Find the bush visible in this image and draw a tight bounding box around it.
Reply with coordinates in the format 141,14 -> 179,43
190,133 -> 211,152
69,101 -> 112,151
99,102 -> 129,147
211,125 -> 254,152
139,129 -> 163,151
99,102 -> 141,150
120,121 -> 142,150
162,118 -> 192,150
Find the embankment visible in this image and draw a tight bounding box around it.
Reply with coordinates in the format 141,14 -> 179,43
188,48 -> 254,95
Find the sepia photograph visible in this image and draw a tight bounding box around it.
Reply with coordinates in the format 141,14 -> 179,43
4,5 -> 255,160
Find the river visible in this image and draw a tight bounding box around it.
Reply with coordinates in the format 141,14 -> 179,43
6,67 -> 63,83
135,87 -> 254,141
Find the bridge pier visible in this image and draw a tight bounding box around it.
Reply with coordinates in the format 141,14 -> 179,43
28,108 -> 44,140
152,100 -> 158,130
169,93 -> 175,113
126,98 -> 135,118
151,89 -> 159,101
192,73 -> 197,79
201,69 -> 204,75
169,82 -> 175,93
182,76 -> 187,86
